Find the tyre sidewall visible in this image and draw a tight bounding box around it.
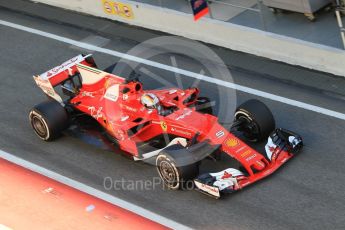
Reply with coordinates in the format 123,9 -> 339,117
156,154 -> 181,190
235,110 -> 259,142
29,100 -> 69,141
29,109 -> 51,141
235,100 -> 275,142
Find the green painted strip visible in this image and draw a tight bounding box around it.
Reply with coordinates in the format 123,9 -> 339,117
77,64 -> 102,74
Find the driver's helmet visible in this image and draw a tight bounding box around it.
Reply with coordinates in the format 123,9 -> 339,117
141,93 -> 160,109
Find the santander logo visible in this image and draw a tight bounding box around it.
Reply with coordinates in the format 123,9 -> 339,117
49,57 -> 79,74
41,55 -> 83,79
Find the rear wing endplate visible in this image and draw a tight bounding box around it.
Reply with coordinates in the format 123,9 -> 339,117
33,54 -> 93,104
33,75 -> 64,104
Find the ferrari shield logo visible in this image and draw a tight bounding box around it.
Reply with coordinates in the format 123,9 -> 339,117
160,122 -> 168,132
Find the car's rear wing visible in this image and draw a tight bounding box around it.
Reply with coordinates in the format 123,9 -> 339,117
33,54 -> 96,104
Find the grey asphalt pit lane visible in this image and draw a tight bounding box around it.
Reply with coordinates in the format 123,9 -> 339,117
70,35 -> 110,52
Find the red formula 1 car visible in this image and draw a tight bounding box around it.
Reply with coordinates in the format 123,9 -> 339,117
29,54 -> 303,198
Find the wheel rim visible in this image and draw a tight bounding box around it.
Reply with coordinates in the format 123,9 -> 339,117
237,115 -> 260,142
159,160 -> 178,187
32,116 -> 47,138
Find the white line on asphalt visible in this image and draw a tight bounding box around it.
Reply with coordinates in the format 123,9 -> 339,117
0,19 -> 344,121
0,150 -> 191,230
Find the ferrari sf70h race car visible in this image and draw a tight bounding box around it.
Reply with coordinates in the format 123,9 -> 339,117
29,54 -> 303,198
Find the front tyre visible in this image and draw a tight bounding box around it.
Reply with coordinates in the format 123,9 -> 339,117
156,145 -> 199,190
29,100 -> 69,141
234,99 -> 275,142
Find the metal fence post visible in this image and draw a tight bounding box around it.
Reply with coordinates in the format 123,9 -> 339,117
207,0 -> 214,19
256,0 -> 267,31
335,8 -> 345,49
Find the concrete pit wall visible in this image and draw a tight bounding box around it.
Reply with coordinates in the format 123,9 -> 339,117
31,0 -> 345,77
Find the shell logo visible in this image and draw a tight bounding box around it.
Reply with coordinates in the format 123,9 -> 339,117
226,138 -> 239,148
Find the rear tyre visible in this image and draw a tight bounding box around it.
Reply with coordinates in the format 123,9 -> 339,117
29,100 -> 69,141
234,99 -> 275,142
156,144 -> 199,190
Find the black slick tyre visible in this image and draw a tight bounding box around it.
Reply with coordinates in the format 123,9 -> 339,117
234,99 -> 275,142
29,100 -> 69,141
156,144 -> 199,190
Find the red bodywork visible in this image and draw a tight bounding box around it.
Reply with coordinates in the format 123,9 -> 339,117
34,55 -> 298,194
